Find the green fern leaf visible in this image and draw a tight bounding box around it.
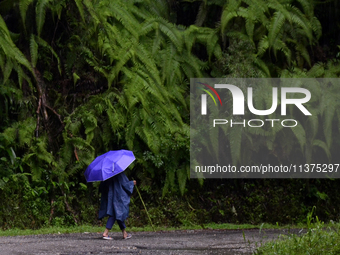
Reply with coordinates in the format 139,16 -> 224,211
220,0 -> 240,33
36,0 -> 53,37
19,0 -> 34,29
273,38 -> 291,63
257,35 -> 269,56
162,169 -> 175,197
312,139 -> 331,162
34,35 -> 61,73
290,122 -> 306,152
195,1 -> 207,27
289,6 -> 313,42
0,17 -> 32,72
295,0 -> 313,17
253,57 -> 271,77
322,94 -> 336,148
295,43 -> 311,66
268,11 -> 286,48
229,126 -> 243,166
177,167 -> 187,196
310,16 -> 322,39
74,0 -> 85,22
2,59 -> 13,85
307,63 -> 325,77
30,35 -> 38,68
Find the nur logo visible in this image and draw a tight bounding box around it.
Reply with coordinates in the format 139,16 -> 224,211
199,83 -> 312,116
197,82 -> 222,115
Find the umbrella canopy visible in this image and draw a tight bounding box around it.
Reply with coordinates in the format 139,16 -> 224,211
84,150 -> 135,182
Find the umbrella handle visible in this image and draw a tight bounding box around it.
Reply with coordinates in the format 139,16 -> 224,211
134,182 -> 155,232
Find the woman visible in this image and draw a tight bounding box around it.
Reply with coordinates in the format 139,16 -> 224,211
98,172 -> 136,240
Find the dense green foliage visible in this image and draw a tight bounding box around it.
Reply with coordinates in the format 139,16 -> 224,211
1,0 -> 340,229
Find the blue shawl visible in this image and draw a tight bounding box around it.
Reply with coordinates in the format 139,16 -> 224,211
98,172 -> 134,221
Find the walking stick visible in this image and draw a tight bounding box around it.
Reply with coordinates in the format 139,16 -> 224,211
134,183 -> 155,232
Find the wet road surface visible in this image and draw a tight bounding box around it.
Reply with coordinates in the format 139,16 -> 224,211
0,228 -> 299,254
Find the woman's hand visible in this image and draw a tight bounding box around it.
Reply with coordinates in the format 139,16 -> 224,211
133,180 -> 136,185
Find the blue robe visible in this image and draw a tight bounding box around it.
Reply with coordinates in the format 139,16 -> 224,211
98,172 -> 134,221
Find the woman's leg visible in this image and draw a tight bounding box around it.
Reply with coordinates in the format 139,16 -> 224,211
103,216 -> 115,237
117,220 -> 130,239
117,220 -> 126,230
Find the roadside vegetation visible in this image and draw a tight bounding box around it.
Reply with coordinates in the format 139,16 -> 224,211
1,0 -> 340,240
256,222 -> 340,254
255,208 -> 340,254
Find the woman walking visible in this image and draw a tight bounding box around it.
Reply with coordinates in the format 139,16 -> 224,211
98,172 -> 136,240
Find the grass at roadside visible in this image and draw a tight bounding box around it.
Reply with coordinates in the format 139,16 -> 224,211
0,222 -> 286,237
254,221 -> 340,254
254,208 -> 340,255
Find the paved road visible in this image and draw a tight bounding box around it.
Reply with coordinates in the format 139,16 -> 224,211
0,228 -> 297,255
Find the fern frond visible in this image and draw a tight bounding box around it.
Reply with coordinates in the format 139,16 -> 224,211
2,59 -> 13,85
82,0 -> 100,24
229,127 -> 243,166
13,63 -> 32,89
19,0 -> 34,29
0,49 -> 4,71
177,167 -> 187,195
30,35 -> 38,68
106,2 -> 141,39
162,169 -> 174,197
0,16 -> 32,72
290,122 -> 306,152
295,42 -> 311,66
18,118 -> 36,147
307,62 -> 325,77
253,56 -> 271,77
257,35 -> 269,56
312,139 -> 331,162
321,94 -> 336,148
268,11 -> 286,48
271,38 -> 291,63
107,44 -> 134,86
34,35 -> 61,73
156,17 -> 182,52
82,114 -> 98,143
220,0 -> 240,33
310,16 -> 322,40
266,2 -> 289,22
74,0 -> 85,22
195,1 -> 207,27
289,6 -> 313,42
36,0 -> 53,37
245,18 -> 255,44
295,0 -> 313,17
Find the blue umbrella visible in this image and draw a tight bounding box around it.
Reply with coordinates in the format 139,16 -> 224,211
84,150 -> 135,182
